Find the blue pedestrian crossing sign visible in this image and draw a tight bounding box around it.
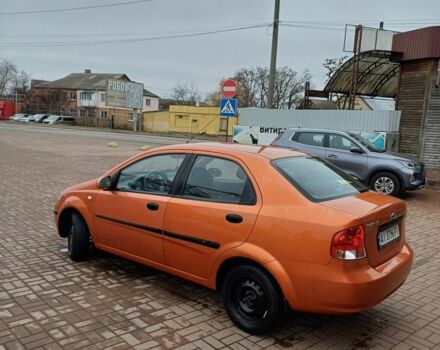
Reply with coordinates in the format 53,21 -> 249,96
220,98 -> 237,117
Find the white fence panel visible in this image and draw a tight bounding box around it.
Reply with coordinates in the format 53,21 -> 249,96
238,108 -> 401,132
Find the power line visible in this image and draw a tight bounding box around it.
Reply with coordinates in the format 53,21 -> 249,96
282,18 -> 440,24
0,0 -> 155,16
0,19 -> 436,49
0,23 -> 271,48
0,22 -> 270,39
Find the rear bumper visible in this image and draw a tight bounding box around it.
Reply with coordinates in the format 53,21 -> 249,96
274,243 -> 413,314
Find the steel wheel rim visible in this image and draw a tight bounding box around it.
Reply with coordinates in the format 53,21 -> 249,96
232,278 -> 268,321
374,177 -> 394,194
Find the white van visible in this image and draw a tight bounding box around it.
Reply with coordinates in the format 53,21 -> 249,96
43,115 -> 75,125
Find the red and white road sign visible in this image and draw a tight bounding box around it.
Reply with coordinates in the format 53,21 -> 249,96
221,79 -> 237,98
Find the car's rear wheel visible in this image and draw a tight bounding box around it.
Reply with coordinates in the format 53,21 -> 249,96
222,264 -> 284,335
370,172 -> 401,196
68,212 -> 90,261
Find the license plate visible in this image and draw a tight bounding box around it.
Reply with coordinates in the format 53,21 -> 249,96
377,225 -> 400,249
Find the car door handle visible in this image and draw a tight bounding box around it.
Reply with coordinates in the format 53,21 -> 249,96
328,153 -> 338,158
226,214 -> 243,224
146,202 -> 159,211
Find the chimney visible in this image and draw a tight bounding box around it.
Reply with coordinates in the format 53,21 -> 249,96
84,69 -> 91,74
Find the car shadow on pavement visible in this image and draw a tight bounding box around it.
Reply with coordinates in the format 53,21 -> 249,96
64,247 -> 392,349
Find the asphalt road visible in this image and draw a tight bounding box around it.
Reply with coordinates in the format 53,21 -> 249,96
0,122 -> 212,147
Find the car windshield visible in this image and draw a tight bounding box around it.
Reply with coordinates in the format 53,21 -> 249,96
272,156 -> 368,202
348,132 -> 385,153
47,116 -> 59,121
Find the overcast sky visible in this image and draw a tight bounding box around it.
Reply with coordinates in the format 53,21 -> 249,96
0,0 -> 438,99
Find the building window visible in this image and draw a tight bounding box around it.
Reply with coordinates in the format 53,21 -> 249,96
80,91 -> 93,100
80,109 -> 86,117
101,93 -> 106,103
70,91 -> 76,100
100,111 -> 107,118
219,118 -> 228,131
128,114 -> 134,122
145,98 -> 151,106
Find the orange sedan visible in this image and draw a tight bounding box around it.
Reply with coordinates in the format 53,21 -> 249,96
54,143 -> 413,334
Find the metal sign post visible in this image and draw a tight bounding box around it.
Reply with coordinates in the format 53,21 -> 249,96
220,80 -> 238,143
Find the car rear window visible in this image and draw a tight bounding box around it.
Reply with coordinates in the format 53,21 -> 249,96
272,157 -> 368,202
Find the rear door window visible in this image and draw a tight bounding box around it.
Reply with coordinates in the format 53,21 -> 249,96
292,132 -> 325,147
329,134 -> 356,151
272,156 -> 368,202
181,155 -> 256,204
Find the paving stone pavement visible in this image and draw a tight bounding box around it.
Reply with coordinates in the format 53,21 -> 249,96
1,126 -> 440,350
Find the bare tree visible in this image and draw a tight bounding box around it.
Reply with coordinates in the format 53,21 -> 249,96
323,56 -> 348,83
207,66 -> 313,109
205,89 -> 221,106
172,81 -> 201,105
11,70 -> 31,95
0,59 -> 18,96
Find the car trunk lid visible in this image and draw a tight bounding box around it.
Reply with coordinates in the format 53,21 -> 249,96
321,192 -> 407,268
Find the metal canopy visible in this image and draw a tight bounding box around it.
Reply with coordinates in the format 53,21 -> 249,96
324,50 -> 400,98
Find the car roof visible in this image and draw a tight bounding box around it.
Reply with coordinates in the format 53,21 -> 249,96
286,128 -> 349,135
154,142 -> 307,160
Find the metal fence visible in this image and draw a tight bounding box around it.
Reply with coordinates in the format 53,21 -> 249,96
238,108 -> 401,132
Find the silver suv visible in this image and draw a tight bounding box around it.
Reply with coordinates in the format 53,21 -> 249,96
272,128 -> 426,196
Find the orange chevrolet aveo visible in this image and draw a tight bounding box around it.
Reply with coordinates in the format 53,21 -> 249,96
54,143 -> 413,334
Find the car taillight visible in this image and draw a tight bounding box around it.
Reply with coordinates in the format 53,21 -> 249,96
331,225 -> 366,260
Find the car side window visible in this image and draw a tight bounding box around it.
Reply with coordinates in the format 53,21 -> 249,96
329,134 -> 355,151
182,156 -> 256,204
116,154 -> 186,194
293,132 -> 325,147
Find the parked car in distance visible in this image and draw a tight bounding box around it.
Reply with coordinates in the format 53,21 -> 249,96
31,114 -> 49,123
55,143 -> 413,334
19,114 -> 33,122
272,128 -> 426,196
8,113 -> 29,121
43,115 -> 75,125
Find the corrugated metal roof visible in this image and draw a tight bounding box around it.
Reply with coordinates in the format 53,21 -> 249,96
392,26 -> 440,61
34,72 -> 160,98
238,107 -> 401,132
35,73 -> 128,90
324,50 -> 399,98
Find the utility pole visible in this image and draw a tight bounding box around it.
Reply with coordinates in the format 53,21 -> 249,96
267,0 -> 280,109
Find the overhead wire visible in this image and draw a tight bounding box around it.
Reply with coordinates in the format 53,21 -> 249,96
0,23 -> 272,48
0,18 -> 438,48
0,0 -> 156,16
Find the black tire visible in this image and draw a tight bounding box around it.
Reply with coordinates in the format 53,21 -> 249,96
68,212 -> 90,261
222,264 -> 284,335
370,172 -> 401,196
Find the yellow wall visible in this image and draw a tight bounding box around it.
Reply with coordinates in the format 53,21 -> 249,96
143,105 -> 237,135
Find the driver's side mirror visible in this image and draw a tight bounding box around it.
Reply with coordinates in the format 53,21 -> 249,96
350,147 -> 364,154
97,176 -> 112,190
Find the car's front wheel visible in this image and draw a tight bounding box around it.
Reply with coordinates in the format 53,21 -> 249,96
370,172 -> 401,196
68,212 -> 90,261
222,264 -> 284,335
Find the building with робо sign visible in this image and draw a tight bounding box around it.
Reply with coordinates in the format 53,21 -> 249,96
29,69 -> 160,130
